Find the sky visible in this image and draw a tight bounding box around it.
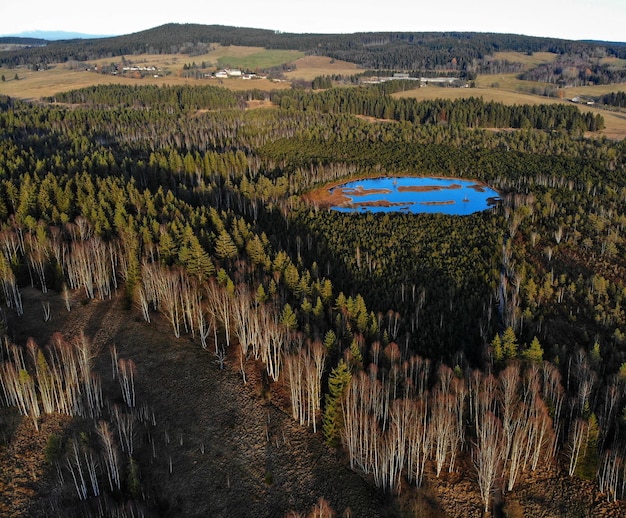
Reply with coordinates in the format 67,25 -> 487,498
1,0 -> 625,42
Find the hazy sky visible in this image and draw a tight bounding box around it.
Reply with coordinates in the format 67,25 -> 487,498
1,0 -> 625,42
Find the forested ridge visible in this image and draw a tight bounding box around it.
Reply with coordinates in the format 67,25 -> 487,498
1,81 -> 626,516
3,23 -> 626,85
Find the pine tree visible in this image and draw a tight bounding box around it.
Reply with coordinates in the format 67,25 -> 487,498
348,338 -> 363,369
491,333 -> 503,363
256,284 -> 267,303
523,336 -> 544,363
215,230 -> 238,261
158,230 -> 178,265
502,327 -> 518,360
322,359 -> 352,446
280,303 -> 298,331
323,330 -> 337,351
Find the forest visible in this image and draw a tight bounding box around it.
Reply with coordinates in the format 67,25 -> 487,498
0,72 -> 626,517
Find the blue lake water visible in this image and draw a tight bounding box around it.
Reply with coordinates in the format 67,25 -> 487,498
330,177 -> 500,215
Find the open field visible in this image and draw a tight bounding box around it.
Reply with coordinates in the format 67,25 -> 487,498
393,85 -> 562,105
600,56 -> 626,67
474,70 -> 626,98
284,55 -> 361,81
0,65 -> 290,101
474,71 -> 542,90
491,51 -> 558,67
87,45 -> 304,71
216,49 -> 304,69
0,46 -> 303,100
0,52 -> 358,101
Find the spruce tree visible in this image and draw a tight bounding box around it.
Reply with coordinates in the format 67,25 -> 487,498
502,327 -> 518,360
523,336 -> 544,363
322,359 -> 352,446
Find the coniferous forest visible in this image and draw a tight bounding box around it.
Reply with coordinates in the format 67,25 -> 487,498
1,27 -> 626,518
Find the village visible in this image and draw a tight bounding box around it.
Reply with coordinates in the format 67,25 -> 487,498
361,72 -> 470,87
89,60 -> 268,81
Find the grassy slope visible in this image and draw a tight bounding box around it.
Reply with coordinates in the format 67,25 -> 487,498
0,46 -> 299,100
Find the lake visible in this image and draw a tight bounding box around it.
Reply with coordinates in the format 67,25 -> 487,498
329,177 -> 500,215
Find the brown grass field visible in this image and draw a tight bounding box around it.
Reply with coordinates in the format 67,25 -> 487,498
0,64 -> 291,100
491,51 -> 558,67
1,47 -> 625,139
284,55 -> 361,81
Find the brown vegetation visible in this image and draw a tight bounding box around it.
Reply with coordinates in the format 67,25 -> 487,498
0,287 -> 387,517
397,184 -> 461,192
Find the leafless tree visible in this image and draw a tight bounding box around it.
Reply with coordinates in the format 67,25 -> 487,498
499,363 -> 521,463
285,352 -> 305,426
598,448 -> 625,502
113,404 -> 136,455
97,420 -> 121,491
568,418 -> 589,477
66,438 -> 88,500
206,278 -> 234,352
0,251 -> 23,315
118,358 -> 136,408
24,228 -> 50,293
406,355 -> 430,398
474,410 -> 504,513
0,343 -> 39,429
406,398 -> 430,487
430,390 -> 456,477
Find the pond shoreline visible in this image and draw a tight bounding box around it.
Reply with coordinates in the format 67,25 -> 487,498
303,175 -> 499,215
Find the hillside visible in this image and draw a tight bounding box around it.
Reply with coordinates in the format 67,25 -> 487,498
1,288 -> 387,517
2,23 -> 626,73
0,25 -> 626,518
2,288 -> 624,517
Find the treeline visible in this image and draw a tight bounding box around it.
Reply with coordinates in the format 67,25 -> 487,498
519,54 -> 626,86
271,86 -> 604,133
599,91 -> 626,108
48,84 -> 241,111
0,36 -> 48,45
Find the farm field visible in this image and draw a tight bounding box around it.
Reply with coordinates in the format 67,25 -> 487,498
284,55 -> 361,81
0,66 -> 291,99
86,45 -> 305,71
0,46 -> 301,100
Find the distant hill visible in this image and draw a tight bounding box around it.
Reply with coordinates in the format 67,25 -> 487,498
1,30 -> 116,40
1,23 -> 626,74
0,36 -> 48,46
